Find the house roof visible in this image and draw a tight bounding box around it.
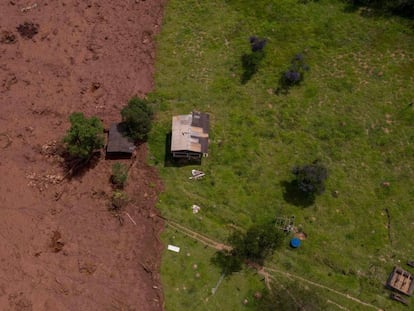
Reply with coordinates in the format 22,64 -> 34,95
106,123 -> 136,155
171,111 -> 209,154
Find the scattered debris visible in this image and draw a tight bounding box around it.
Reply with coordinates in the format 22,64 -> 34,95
384,208 -> 392,245
191,204 -> 201,214
211,273 -> 225,295
253,292 -> 262,300
50,231 -> 64,253
17,22 -> 39,39
0,31 -> 17,44
390,293 -> 408,306
189,169 -> 205,180
275,215 -> 295,233
0,133 -> 12,149
295,231 -> 307,240
167,245 -> 180,253
78,260 -> 97,274
125,212 -> 137,226
407,261 -> 414,268
21,3 -> 38,12
382,181 -> 391,187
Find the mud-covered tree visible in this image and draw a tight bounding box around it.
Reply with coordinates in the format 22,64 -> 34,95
292,162 -> 328,196
63,112 -> 104,161
111,162 -> 128,189
121,97 -> 153,141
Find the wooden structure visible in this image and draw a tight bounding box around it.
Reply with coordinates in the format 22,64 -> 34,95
106,123 -> 135,159
171,111 -> 209,160
387,266 -> 414,296
275,216 -> 295,233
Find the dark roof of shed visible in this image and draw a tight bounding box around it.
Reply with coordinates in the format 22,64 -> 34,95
191,111 -> 209,133
106,123 -> 136,154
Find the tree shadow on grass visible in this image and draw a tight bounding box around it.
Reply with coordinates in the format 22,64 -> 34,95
240,51 -> 265,84
163,132 -> 202,167
280,180 -> 315,208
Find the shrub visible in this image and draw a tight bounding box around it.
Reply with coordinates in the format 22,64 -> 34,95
277,53 -> 310,94
111,190 -> 129,210
292,162 -> 328,196
121,97 -> 153,141
111,163 -> 128,189
63,112 -> 104,160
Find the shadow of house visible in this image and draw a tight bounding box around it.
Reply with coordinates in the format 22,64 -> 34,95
106,123 -> 136,159
170,111 -> 209,162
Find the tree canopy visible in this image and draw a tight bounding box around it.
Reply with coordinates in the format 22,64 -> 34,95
63,112 -> 104,160
121,97 -> 153,141
292,162 -> 328,196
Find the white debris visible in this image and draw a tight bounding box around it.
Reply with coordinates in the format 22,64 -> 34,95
167,245 -> 180,253
189,170 -> 205,180
191,205 -> 201,214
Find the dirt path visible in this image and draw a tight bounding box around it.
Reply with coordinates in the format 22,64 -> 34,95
0,1 -> 165,310
163,219 -> 381,310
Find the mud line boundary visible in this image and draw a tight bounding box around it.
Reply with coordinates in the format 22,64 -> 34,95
160,216 -> 381,310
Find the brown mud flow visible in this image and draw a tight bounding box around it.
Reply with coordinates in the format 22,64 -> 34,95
0,1 -> 165,310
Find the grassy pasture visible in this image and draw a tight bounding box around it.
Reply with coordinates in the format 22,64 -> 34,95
149,0 -> 414,309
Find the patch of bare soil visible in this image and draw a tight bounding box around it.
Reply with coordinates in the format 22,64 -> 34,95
0,1 -> 165,310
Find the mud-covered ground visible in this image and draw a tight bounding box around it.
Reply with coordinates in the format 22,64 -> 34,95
0,1 -> 165,310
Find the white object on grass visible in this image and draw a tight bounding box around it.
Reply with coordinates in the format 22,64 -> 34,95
167,245 -> 180,253
191,204 -> 201,214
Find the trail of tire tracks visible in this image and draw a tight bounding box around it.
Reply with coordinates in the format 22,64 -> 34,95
162,218 -> 381,311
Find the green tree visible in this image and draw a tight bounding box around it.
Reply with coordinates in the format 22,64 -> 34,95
111,162 -> 128,189
121,97 -> 153,141
63,112 -> 104,160
230,222 -> 284,266
292,162 -> 328,196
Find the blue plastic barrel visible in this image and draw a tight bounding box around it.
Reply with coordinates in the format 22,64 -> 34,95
290,237 -> 301,248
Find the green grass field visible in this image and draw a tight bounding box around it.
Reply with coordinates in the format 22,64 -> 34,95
148,0 -> 414,310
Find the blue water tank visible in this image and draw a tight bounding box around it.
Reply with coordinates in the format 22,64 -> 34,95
290,237 -> 301,248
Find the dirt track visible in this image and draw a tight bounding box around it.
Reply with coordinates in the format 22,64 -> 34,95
0,1 -> 165,310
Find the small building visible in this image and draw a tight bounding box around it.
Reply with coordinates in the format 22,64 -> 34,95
387,266 -> 414,296
106,123 -> 135,158
171,111 -> 209,160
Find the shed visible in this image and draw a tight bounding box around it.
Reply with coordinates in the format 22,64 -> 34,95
171,111 -> 209,160
106,123 -> 135,158
387,266 -> 414,296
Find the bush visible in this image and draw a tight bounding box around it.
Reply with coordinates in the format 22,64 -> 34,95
277,53 -> 310,94
292,162 -> 328,196
121,97 -> 153,141
111,190 -> 129,210
63,112 -> 104,160
111,163 -> 128,189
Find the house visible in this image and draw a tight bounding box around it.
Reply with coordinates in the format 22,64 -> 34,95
171,111 -> 209,160
386,266 -> 414,296
106,123 -> 135,158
